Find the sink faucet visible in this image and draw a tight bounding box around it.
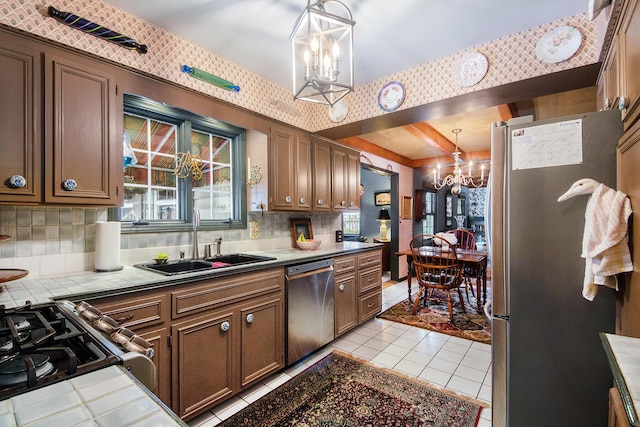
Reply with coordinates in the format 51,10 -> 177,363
192,208 -> 200,259
215,237 -> 222,256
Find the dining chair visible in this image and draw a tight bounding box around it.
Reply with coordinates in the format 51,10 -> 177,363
409,234 -> 466,321
454,229 -> 477,301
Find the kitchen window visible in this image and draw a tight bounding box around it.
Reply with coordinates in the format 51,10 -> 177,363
422,191 -> 436,235
113,94 -> 247,231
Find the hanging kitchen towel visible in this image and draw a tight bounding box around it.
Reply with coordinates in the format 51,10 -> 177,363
95,221 -> 123,272
581,183 -> 632,300
558,179 -> 633,300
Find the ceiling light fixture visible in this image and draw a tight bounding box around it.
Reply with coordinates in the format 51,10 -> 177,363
290,0 -> 355,106
433,129 -> 486,195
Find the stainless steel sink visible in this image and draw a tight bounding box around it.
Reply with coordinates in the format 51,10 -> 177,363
204,253 -> 276,266
135,254 -> 276,276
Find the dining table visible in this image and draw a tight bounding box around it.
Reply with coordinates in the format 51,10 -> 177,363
395,246 -> 489,312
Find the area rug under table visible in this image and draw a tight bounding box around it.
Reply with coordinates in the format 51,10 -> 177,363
378,292 -> 492,344
219,351 -> 485,427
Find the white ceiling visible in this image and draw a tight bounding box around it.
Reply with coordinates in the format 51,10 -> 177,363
102,0 -> 588,90
101,0 -> 593,165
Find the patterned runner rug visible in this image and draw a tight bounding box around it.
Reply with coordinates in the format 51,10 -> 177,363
378,290 -> 492,344
219,351 -> 485,427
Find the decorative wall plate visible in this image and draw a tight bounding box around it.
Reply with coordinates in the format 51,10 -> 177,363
535,26 -> 582,64
452,52 -> 488,88
378,81 -> 405,112
328,98 -> 348,123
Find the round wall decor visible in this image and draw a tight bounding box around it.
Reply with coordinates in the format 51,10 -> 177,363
378,81 -> 405,112
452,52 -> 489,88
535,26 -> 582,64
328,98 -> 349,123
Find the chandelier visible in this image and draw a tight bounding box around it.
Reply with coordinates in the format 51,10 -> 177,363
433,129 -> 486,195
290,0 -> 355,106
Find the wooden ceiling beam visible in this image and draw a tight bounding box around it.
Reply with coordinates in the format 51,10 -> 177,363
337,136 -> 414,168
404,122 -> 457,153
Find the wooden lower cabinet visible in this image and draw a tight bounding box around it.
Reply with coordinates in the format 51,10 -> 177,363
89,267 -> 285,421
609,387 -> 631,427
334,270 -> 358,337
172,307 -> 236,419
333,249 -> 383,335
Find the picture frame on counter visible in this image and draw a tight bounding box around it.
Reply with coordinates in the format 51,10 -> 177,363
290,218 -> 313,247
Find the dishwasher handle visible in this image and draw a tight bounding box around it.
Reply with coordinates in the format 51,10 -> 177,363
286,265 -> 333,281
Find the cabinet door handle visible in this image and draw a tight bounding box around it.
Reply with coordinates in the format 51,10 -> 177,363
285,195 -> 292,203
340,200 -> 346,206
114,314 -> 134,324
299,197 -> 306,204
619,96 -> 629,110
349,201 -> 355,207
339,284 -> 345,291
220,321 -> 230,332
9,175 -> 26,188
246,313 -> 254,324
317,198 -> 323,205
62,179 -> 77,191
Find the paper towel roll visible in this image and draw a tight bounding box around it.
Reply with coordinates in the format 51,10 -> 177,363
95,221 -> 122,272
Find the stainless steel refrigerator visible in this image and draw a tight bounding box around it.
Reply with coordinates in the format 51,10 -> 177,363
489,110 -> 621,427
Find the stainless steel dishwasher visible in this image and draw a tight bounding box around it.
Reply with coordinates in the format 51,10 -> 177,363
286,258 -> 334,365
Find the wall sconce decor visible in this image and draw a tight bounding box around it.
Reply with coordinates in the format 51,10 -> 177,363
247,157 -> 263,188
47,6 -> 148,53
174,152 -> 203,180
377,209 -> 391,240
181,65 -> 240,92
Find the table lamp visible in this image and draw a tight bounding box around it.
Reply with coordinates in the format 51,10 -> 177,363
377,209 -> 391,240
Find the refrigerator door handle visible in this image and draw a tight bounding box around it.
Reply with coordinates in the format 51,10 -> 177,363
490,121 -> 509,317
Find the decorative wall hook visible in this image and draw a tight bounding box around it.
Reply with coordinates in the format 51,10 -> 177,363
174,152 -> 203,180
181,65 -> 240,92
47,6 -> 148,54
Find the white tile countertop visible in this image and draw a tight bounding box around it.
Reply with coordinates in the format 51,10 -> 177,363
0,366 -> 186,427
601,333 -> 640,426
0,242 -> 379,308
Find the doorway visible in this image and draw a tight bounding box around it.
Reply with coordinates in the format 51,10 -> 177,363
359,164 -> 399,281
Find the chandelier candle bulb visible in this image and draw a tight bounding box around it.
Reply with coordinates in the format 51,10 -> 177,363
247,157 -> 251,180
481,164 -> 485,181
469,161 -> 472,176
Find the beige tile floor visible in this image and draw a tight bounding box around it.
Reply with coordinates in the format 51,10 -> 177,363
189,277 -> 493,427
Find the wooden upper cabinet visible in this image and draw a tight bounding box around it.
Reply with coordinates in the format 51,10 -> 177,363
617,0 -> 640,128
269,126 -> 311,211
44,52 -> 121,205
0,34 -> 41,203
312,137 -> 332,211
333,144 -> 360,210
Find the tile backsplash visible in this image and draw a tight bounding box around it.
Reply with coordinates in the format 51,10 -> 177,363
0,206 -> 342,277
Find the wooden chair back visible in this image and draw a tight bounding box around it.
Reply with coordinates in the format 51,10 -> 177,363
455,229 -> 477,250
409,234 -> 462,291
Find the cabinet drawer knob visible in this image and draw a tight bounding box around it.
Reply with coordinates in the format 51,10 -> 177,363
349,201 -> 355,207
9,175 -> 26,188
285,195 -> 292,203
619,96 -> 629,110
62,179 -> 77,191
246,313 -> 254,324
299,197 -> 306,204
367,303 -> 374,308
368,278 -> 373,282
114,314 -> 134,324
340,200 -> 346,206
339,284 -> 345,291
220,321 -> 230,332
317,198 -> 323,205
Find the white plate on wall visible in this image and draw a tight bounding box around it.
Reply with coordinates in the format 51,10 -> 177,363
378,81 -> 405,112
535,25 -> 582,64
328,98 -> 348,123
452,52 -> 488,88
